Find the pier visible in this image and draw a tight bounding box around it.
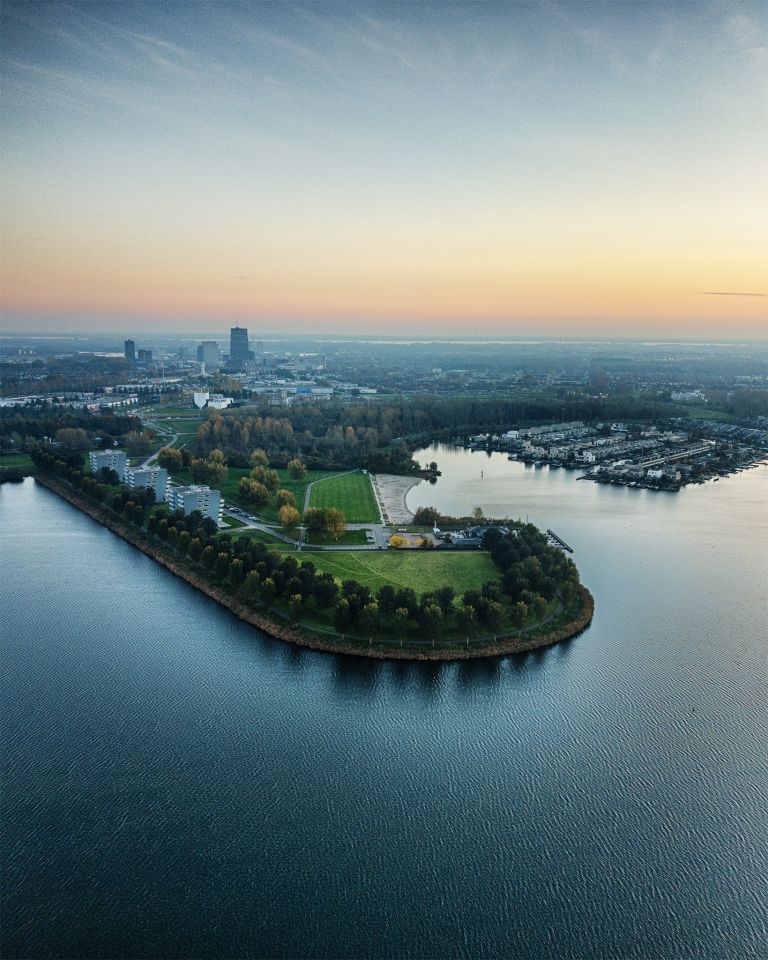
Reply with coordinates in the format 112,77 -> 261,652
547,529 -> 573,553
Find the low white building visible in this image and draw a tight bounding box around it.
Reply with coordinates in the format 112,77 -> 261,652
125,466 -> 168,501
165,484 -> 222,522
89,450 -> 127,479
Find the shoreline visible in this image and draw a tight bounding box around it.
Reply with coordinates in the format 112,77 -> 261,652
35,476 -> 594,661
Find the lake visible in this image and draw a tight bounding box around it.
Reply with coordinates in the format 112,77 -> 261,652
2,466 -> 767,959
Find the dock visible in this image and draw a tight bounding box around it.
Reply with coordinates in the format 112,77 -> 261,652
546,529 -> 573,553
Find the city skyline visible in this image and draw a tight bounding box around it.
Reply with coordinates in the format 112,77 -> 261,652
1,0 -> 766,338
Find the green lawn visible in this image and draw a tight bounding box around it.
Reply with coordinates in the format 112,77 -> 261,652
295,549 -> 497,596
308,471 -> 380,523
168,466 -> 338,521
306,528 -> 370,546
221,515 -> 247,528
0,453 -> 33,469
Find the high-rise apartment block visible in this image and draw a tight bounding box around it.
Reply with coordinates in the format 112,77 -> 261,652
125,467 -> 168,502
124,339 -> 135,362
165,484 -> 222,522
89,450 -> 128,479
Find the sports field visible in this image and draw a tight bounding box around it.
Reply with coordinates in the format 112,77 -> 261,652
308,471 -> 380,523
296,550 -> 497,597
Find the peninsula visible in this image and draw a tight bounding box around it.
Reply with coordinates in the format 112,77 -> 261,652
31,445 -> 593,661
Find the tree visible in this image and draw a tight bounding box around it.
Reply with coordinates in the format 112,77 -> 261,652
214,552 -> 230,577
421,603 -> 444,638
456,604 -> 477,633
303,508 -> 325,536
279,505 -> 301,536
334,598 -> 352,631
261,577 -> 276,605
358,602 -> 379,634
376,585 -> 397,617
97,466 -> 121,485
250,465 -> 280,492
124,430 -> 153,457
288,593 -> 303,620
249,448 -> 269,468
435,586 -> 455,615
472,505 -> 485,520
394,607 -> 410,626
55,427 -> 89,450
484,601 -> 504,631
395,588 -> 418,616
287,457 -> 307,480
239,477 -> 270,507
314,574 -> 339,609
275,488 -> 296,509
157,447 -> 183,470
512,601 -> 528,627
244,570 -> 261,600
388,534 -> 407,549
413,506 -> 439,525
325,508 -> 345,540
191,454 -> 228,486
228,558 -> 245,588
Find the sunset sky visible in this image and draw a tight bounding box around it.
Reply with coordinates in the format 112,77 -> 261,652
1,0 -> 766,338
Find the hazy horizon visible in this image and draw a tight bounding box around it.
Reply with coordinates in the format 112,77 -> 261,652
2,0 -> 766,338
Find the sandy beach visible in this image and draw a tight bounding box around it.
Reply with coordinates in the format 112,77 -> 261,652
372,474 -> 422,524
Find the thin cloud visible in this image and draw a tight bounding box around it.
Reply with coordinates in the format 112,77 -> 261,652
699,291 -> 766,298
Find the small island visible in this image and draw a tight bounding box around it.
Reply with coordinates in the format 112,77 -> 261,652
30,443 -> 593,661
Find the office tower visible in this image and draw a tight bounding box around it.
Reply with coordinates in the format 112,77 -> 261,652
124,339 -> 135,362
200,341 -> 220,367
137,349 -> 153,363
229,326 -> 249,370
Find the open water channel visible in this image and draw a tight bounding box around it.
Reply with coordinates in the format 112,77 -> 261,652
2,456 -> 767,958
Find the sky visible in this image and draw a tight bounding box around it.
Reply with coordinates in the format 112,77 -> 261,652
1,0 -> 766,339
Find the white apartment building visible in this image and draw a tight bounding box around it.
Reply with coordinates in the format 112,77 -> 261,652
125,467 -> 168,501
88,450 -> 127,479
165,484 -> 222,522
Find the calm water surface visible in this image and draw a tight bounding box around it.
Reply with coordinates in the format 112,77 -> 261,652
2,466 -> 767,959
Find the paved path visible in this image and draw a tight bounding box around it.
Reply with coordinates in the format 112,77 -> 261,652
139,433 -> 181,469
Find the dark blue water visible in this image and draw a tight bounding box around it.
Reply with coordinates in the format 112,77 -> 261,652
2,473 -> 767,959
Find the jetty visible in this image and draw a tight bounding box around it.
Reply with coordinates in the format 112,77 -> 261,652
547,529 -> 573,553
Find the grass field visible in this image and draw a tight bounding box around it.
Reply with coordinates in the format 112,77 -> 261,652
305,528 -> 370,546
220,515 -> 247,528
168,466 -> 338,521
308,471 -> 380,523
0,453 -> 33,469
294,549 -> 497,595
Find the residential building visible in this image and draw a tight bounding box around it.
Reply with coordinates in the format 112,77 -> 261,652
89,450 -> 127,479
229,326 -> 249,370
125,467 -> 168,501
165,484 -> 222,522
124,339 -> 135,362
137,349 -> 153,363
